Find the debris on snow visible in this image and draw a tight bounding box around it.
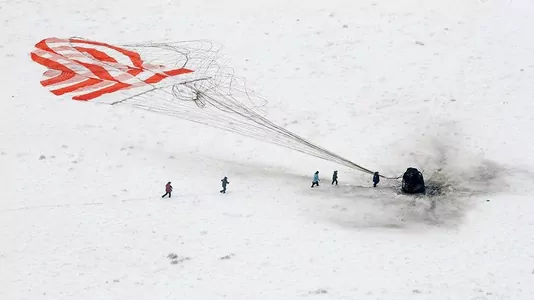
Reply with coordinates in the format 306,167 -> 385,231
167,253 -> 191,265
220,253 -> 235,260
308,288 -> 328,295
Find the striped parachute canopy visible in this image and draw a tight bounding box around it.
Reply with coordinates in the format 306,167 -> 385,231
30,37 -> 195,101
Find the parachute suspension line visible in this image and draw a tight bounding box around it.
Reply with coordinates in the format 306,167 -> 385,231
108,43 -> 388,177
198,88 -> 376,175
114,78 -> 387,178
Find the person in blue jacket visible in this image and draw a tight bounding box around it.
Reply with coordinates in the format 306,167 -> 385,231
311,171 -> 320,188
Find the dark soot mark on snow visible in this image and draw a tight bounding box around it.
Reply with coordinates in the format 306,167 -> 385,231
422,137 -> 511,199
324,135 -> 517,231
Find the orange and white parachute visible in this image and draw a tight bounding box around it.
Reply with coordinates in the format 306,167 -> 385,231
30,37 -> 203,101
30,37 -> 383,177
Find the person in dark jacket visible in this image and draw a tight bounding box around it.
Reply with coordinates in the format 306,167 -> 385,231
332,170 -> 338,185
162,182 -> 173,198
311,171 -> 320,188
373,172 -> 380,187
220,176 -> 229,193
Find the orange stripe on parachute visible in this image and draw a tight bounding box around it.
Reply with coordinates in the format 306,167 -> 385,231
74,46 -> 119,63
41,70 -> 76,86
144,73 -> 172,84
127,67 -> 143,77
31,52 -> 76,86
73,82 -> 130,101
34,39 -> 57,56
69,37 -> 144,68
143,67 -> 195,84
74,60 -> 118,82
164,68 -> 195,76
50,78 -> 104,96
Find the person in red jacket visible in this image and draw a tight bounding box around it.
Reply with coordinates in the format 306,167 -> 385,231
162,182 -> 173,198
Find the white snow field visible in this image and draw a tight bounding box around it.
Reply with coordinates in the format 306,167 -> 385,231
2,0 -> 534,299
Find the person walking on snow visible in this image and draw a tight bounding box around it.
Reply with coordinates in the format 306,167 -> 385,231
220,176 -> 230,193
373,172 -> 380,187
311,171 -> 320,188
332,170 -> 338,186
162,181 -> 173,198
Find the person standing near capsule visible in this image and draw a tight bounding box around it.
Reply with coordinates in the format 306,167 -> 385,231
373,172 -> 380,187
311,171 -> 320,188
332,170 -> 338,186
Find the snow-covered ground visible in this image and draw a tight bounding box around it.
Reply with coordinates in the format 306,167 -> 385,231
2,0 -> 534,299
